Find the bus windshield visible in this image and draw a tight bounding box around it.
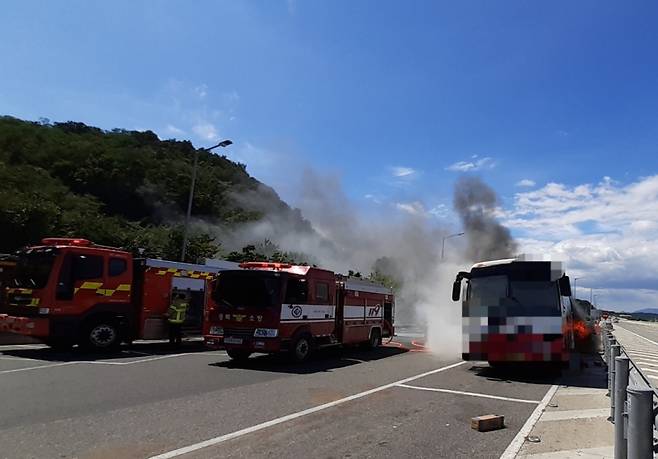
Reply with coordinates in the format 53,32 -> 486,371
467,276 -> 560,316
213,271 -> 281,308
468,275 -> 507,307
13,248 -> 57,289
510,281 -> 558,308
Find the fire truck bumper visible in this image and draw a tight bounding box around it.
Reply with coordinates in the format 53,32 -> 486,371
204,335 -> 282,353
0,314 -> 49,338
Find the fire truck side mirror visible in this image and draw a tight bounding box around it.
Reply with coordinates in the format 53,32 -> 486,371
452,280 -> 461,302
559,275 -> 572,297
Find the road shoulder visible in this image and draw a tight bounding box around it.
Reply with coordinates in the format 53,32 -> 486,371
514,355 -> 613,459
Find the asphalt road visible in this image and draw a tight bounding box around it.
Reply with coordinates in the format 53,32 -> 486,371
0,338 -> 556,459
614,319 -> 658,344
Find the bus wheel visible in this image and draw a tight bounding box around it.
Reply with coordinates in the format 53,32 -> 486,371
82,319 -> 121,352
368,329 -> 382,348
227,350 -> 251,362
291,334 -> 313,362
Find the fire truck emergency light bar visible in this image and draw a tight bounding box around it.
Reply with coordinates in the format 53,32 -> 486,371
41,238 -> 92,246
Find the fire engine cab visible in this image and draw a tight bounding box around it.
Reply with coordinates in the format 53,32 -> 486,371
0,238 -> 236,350
204,262 -> 395,362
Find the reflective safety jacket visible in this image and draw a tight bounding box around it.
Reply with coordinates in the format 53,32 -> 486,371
168,300 -> 189,324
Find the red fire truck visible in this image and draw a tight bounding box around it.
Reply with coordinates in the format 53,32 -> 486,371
204,262 -> 395,362
0,238 -> 236,350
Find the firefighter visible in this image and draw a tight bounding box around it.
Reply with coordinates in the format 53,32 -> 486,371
167,289 -> 189,346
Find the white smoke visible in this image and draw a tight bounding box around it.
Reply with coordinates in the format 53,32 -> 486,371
208,169 -> 514,359
209,169 -> 467,358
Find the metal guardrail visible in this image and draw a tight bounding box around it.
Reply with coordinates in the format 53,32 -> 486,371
602,322 -> 657,458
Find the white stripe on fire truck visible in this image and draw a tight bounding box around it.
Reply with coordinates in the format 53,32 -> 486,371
343,305 -> 383,319
280,319 -> 335,323
280,304 -> 335,320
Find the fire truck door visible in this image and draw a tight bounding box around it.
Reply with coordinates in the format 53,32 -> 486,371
335,288 -> 345,341
171,277 -> 205,332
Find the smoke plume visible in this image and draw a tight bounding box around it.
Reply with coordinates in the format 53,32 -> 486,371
453,176 -> 517,262
210,170 -> 516,358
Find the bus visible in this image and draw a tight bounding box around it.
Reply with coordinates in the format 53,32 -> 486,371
452,257 -> 574,365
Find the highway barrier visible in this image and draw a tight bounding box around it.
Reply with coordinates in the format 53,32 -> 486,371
603,323 -> 656,459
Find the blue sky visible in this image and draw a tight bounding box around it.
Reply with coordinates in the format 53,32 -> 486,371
2,1 -> 658,310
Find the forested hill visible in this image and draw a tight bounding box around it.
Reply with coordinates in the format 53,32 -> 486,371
0,116 -> 311,261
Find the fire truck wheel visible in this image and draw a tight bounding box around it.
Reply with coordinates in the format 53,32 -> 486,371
291,334 -> 313,362
368,328 -> 382,348
82,319 -> 121,352
227,350 -> 251,362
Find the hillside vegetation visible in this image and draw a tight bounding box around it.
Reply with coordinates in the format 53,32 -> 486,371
0,116 -> 306,262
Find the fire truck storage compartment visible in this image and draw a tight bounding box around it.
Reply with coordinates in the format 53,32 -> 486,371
171,277 -> 205,331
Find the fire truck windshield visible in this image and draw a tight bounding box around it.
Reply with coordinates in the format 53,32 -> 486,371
13,248 -> 58,289
214,271 -> 281,308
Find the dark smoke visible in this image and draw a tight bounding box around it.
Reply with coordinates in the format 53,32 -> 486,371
453,176 -> 517,262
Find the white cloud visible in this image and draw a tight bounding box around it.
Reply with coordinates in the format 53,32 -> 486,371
391,166 -> 416,178
429,204 -> 449,218
395,201 -> 426,216
504,175 -> 658,311
194,84 -> 208,99
192,122 -> 219,141
164,124 -> 185,137
516,179 -> 536,188
364,194 -> 382,204
446,156 -> 495,172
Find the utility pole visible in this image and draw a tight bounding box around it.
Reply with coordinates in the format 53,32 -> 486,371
180,139 -> 233,262
441,232 -> 465,260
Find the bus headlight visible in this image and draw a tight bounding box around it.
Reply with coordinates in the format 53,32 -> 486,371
38,308 -> 50,315
254,328 -> 278,338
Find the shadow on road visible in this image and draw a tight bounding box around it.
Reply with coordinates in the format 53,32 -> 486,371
0,340 -> 210,362
470,352 -> 607,389
209,345 -> 408,375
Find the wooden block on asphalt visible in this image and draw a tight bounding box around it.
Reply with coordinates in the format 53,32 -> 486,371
471,414 -> 505,432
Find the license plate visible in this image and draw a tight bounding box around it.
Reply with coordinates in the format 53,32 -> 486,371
224,337 -> 243,345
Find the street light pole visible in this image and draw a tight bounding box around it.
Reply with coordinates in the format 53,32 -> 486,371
574,277 -> 583,299
441,232 -> 465,260
180,139 -> 233,262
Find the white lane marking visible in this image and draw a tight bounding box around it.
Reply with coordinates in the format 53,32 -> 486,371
0,362 -> 76,374
84,352 -> 228,366
499,384 -> 559,459
625,350 -> 658,359
633,360 -> 658,368
615,325 -> 658,347
148,360 -> 468,459
0,344 -> 47,351
0,352 -> 228,374
636,367 -> 658,374
0,356 -> 38,361
395,384 -> 540,404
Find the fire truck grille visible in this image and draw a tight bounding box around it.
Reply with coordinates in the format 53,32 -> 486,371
224,328 -> 255,339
